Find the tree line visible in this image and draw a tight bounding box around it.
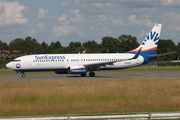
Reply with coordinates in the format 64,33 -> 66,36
0,35 -> 179,61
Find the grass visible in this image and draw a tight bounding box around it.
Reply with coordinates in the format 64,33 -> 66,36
0,66 -> 180,117
0,69 -> 53,75
0,78 -> 180,116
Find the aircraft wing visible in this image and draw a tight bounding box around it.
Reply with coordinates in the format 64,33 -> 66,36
83,47 -> 142,68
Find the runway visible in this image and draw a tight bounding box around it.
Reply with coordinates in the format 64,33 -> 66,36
0,71 -> 179,81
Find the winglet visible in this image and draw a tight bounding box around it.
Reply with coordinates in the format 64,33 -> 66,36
131,47 -> 142,59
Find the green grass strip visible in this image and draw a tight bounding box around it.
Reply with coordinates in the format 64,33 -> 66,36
0,78 -> 179,116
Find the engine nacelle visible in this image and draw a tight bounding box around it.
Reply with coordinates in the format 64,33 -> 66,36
68,66 -> 86,74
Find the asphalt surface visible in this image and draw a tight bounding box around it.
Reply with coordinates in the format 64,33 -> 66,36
0,71 -> 179,81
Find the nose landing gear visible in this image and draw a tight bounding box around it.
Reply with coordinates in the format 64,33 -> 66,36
21,73 -> 26,78
16,71 -> 26,78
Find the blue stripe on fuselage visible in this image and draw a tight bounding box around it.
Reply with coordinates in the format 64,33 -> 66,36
127,50 -> 157,64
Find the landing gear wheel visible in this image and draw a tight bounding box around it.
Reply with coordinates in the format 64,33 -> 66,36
81,73 -> 86,77
89,71 -> 95,77
21,74 -> 25,78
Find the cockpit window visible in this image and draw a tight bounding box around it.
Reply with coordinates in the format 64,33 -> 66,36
12,60 -> 21,62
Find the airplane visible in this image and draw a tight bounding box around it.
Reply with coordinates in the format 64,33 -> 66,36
6,24 -> 164,78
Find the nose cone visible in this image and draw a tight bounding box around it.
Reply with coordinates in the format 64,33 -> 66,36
6,62 -> 13,69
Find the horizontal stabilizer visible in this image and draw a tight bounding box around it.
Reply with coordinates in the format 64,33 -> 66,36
147,52 -> 176,58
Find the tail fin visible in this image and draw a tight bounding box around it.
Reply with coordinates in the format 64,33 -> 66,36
129,24 -> 162,55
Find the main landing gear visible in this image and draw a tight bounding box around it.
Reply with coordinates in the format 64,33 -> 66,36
81,73 -> 86,77
89,71 -> 95,77
80,71 -> 95,77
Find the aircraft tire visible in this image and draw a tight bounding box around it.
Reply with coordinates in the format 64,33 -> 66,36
81,73 -> 86,77
89,71 -> 95,77
21,74 -> 25,78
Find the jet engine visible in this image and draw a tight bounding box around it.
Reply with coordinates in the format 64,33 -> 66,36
68,66 -> 86,74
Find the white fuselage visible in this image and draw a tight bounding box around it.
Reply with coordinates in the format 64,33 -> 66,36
6,53 -> 144,72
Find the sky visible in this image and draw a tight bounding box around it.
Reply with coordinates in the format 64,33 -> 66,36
0,0 -> 180,46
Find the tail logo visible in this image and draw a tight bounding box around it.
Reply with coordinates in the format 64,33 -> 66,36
142,31 -> 159,45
